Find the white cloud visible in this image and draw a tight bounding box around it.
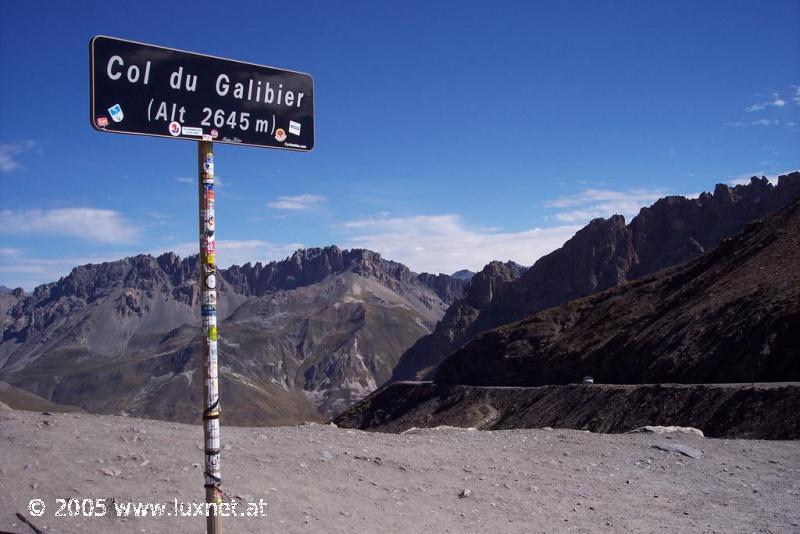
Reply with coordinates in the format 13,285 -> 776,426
544,188 -> 668,223
746,93 -> 786,112
0,141 -> 36,173
267,194 -> 325,210
152,240 -> 303,268
727,119 -> 780,127
0,208 -> 139,244
338,214 -> 580,274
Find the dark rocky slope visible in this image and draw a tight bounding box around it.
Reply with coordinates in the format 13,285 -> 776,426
334,382 -> 800,439
0,246 -> 465,424
435,196 -> 800,387
392,173 -> 800,381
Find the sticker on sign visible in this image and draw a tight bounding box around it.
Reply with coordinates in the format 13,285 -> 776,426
89,35 -> 314,151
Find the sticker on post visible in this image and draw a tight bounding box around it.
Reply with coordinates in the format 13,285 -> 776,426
108,104 -> 124,122
205,273 -> 217,289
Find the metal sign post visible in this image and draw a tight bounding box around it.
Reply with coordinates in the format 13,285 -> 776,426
198,141 -> 221,533
89,35 -> 314,533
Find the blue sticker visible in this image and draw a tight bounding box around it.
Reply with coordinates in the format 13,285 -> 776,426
202,304 -> 216,316
108,104 -> 124,123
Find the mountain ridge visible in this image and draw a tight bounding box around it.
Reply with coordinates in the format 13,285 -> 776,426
435,194 -> 800,386
336,195 -> 800,436
0,246 -> 465,423
391,172 -> 800,382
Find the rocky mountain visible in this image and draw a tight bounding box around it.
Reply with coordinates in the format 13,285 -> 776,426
336,196 -> 800,437
450,269 -> 476,281
391,172 -> 800,381
0,246 -> 465,424
436,194 -> 800,386
392,260 -> 526,380
0,286 -> 23,316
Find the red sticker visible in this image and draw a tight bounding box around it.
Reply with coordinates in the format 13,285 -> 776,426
96,117 -> 109,128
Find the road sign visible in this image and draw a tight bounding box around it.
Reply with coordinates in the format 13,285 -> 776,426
90,36 -> 314,151
89,36 -> 315,533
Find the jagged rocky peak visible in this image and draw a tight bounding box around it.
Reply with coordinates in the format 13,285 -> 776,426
451,269 -> 476,281
433,194 -> 800,389
389,172 -> 800,384
463,261 -> 524,308
24,253 -> 199,307
223,246 -> 416,296
416,273 -> 467,305
0,244 -> 465,423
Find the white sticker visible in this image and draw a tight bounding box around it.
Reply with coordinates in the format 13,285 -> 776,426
108,104 -> 124,123
288,121 -> 301,136
182,126 -> 203,136
205,273 -> 217,289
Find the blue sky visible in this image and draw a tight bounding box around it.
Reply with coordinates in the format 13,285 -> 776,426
1,0 -> 799,290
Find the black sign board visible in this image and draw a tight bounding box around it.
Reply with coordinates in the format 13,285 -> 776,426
90,36 -> 314,151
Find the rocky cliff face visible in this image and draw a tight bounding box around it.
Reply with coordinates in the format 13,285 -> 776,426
391,173 -> 800,381
391,260 -> 525,380
435,195 -> 800,387
0,246 -> 465,424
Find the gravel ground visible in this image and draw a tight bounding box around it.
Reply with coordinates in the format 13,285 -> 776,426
2,409 -> 799,533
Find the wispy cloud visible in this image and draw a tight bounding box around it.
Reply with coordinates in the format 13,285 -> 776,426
0,208 -> 139,244
0,141 -> 37,173
339,213 -> 580,274
267,194 -> 325,210
746,92 -> 786,112
544,188 -> 668,223
727,119 -> 781,127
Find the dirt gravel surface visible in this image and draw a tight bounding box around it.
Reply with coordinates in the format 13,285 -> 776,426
2,409 -> 799,533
